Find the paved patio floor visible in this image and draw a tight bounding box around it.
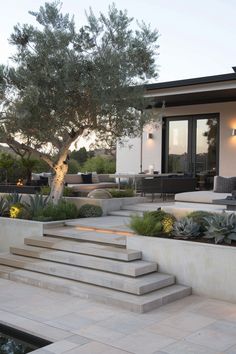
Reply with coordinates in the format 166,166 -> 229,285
0,278 -> 236,353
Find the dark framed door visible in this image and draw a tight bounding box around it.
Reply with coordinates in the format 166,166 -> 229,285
163,114 -> 219,177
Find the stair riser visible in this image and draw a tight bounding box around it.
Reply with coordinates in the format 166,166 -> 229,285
0,257 -> 172,295
24,238 -> 142,261
141,287 -> 192,312
10,247 -> 157,277
7,272 -> 150,312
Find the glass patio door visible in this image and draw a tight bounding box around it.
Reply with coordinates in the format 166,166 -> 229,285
164,114 -> 219,177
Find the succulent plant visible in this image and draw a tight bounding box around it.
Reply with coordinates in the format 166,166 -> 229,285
204,212 -> 236,244
6,192 -> 22,208
172,217 -> 200,239
187,210 -> 214,232
0,197 -> 8,216
24,193 -> 49,218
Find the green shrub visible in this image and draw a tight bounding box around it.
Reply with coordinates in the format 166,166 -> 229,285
78,204 -> 103,218
187,210 -> 214,232
130,209 -> 176,237
107,189 -> 134,198
81,156 -> 115,174
67,159 -> 80,173
33,199 -> 79,221
130,213 -> 162,236
40,186 -> 51,195
41,186 -> 75,197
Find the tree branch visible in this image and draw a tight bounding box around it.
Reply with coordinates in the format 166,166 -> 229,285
5,137 -> 54,168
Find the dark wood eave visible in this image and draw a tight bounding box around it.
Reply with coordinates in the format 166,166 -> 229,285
144,72 -> 236,108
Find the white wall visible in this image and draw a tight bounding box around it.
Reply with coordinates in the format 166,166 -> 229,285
117,124 -> 162,173
116,102 -> 236,176
127,235 -> 236,303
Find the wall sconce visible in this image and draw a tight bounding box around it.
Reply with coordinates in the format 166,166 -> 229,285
147,133 -> 153,139
232,129 -> 236,136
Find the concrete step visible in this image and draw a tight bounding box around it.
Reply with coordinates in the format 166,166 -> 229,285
44,227 -> 128,247
24,236 -> 142,261
0,265 -> 18,279
0,254 -> 174,295
2,268 -> 191,313
10,245 -> 157,277
65,216 -> 134,235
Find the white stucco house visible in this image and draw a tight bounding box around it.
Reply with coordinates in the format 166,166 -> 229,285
117,67 -> 236,189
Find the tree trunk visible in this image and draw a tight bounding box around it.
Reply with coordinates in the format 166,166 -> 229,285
50,160 -> 68,204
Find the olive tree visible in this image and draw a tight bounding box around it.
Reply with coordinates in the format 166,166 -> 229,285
0,1 -> 159,203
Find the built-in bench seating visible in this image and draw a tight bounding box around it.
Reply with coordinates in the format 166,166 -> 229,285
175,176 -> 234,204
64,173 -> 118,194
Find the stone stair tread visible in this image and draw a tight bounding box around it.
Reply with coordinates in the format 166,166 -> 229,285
44,227 -> 128,246
24,236 -> 141,261
10,245 -> 157,277
65,216 -> 132,234
108,210 -> 143,217
0,254 -> 174,295
4,269 -> 191,313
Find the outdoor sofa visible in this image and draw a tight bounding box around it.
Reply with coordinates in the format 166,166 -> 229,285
64,173 -> 118,194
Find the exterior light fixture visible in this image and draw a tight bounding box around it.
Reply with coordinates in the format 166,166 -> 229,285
232,129 -> 236,136
147,133 -> 153,139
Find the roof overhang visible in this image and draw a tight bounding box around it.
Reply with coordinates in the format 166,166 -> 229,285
145,72 -> 236,108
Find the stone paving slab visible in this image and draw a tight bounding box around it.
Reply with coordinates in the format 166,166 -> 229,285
0,278 -> 236,353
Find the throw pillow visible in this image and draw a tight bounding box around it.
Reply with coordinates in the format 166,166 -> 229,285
213,176 -> 236,193
81,173 -> 92,184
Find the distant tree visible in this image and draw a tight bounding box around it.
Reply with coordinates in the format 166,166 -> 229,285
81,155 -> 116,174
0,1 -> 159,203
70,147 -> 88,165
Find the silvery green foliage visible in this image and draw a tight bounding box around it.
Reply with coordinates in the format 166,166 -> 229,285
204,212 -> 236,244
6,192 -> 22,207
0,334 -> 33,353
25,193 -> 49,218
0,197 -> 7,216
172,217 -> 200,239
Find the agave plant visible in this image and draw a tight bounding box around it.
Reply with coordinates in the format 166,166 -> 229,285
204,212 -> 236,244
6,193 -> 22,208
0,197 -> 8,216
24,193 -> 49,218
172,217 -> 200,239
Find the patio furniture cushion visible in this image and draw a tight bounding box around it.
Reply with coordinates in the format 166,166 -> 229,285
65,174 -> 83,184
68,182 -> 117,193
81,173 -> 92,184
213,176 -> 236,193
175,190 -> 230,204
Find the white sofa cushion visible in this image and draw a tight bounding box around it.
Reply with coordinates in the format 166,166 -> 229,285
175,190 -> 230,204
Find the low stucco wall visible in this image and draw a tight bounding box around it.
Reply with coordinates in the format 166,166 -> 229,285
127,235 -> 236,303
0,218 -> 65,253
65,196 -> 146,215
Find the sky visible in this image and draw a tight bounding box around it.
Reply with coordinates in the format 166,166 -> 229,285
1,0 -> 236,83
